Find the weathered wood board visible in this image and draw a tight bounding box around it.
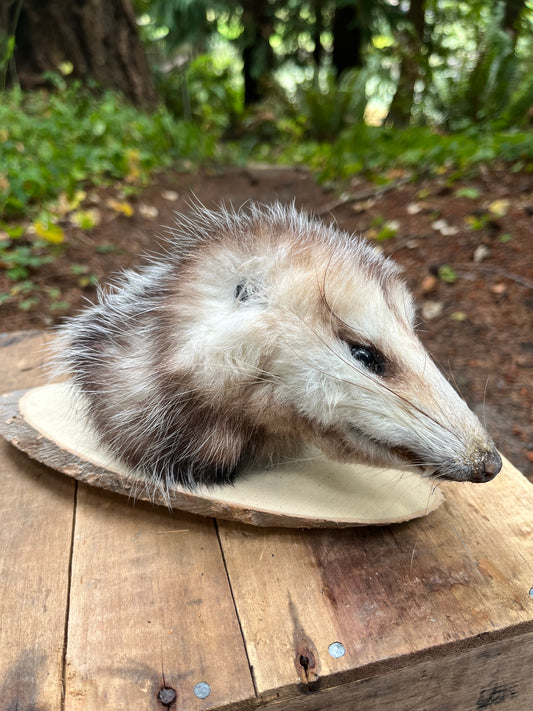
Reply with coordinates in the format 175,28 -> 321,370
0,332 -> 254,710
1,330 -> 532,711
0,331 -> 75,710
217,453 -> 533,705
63,486 -> 254,711
259,630 -> 533,710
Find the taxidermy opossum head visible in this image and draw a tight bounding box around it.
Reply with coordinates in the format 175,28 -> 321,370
56,202 -> 502,491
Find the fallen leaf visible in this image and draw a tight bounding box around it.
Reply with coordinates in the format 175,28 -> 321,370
161,190 -> 179,201
125,148 -> 142,184
406,202 -> 423,215
70,208 -> 101,229
464,214 -> 488,230
139,203 -> 159,219
351,198 -> 375,213
34,220 -> 65,244
488,199 -> 511,218
432,219 -> 459,236
449,311 -> 467,321
473,244 -> 490,263
56,190 -> 86,216
455,187 -> 481,199
422,301 -> 443,320
106,198 -> 134,217
421,274 -> 438,293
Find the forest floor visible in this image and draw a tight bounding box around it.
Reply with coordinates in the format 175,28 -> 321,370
1,164 -> 532,481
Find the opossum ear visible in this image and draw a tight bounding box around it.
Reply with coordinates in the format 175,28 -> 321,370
234,279 -> 265,305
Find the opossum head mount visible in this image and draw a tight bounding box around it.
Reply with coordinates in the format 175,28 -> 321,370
59,203 -> 502,489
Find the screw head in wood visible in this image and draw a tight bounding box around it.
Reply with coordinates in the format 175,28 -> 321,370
157,686 -> 177,706
194,681 -> 211,699
328,642 -> 345,658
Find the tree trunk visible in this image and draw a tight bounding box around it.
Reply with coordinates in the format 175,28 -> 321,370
10,0 -> 157,108
311,0 -> 324,67
241,0 -> 274,106
332,4 -> 364,75
386,0 -> 427,126
501,0 -> 527,46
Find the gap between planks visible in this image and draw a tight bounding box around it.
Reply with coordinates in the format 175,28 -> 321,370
60,480 -> 78,711
214,518 -> 260,700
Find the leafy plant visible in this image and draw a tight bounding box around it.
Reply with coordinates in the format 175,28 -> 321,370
276,122 -> 533,185
438,265 -> 458,284
0,81 -> 216,219
0,239 -> 56,281
0,81 -> 223,310
290,68 -> 368,141
155,51 -> 243,130
427,5 -> 532,130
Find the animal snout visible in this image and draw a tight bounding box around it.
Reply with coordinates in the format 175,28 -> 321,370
470,448 -> 502,483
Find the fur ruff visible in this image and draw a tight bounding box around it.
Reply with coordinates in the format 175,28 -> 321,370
53,202 -> 501,495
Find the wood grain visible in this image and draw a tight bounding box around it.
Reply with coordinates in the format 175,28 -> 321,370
0,331 -> 75,710
63,486 -> 254,711
217,457 -> 533,704
1,331 -> 256,711
2,330 -> 532,711
259,630 -> 533,711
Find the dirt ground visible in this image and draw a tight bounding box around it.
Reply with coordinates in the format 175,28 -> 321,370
1,165 -> 532,481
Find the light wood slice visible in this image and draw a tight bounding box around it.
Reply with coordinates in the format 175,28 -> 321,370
0,382 -> 444,528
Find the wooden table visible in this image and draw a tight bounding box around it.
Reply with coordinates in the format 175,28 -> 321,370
1,331 -> 532,711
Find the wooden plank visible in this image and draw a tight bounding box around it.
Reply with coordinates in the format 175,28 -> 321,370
1,332 -> 256,710
218,457 -> 533,704
64,485 -> 255,711
0,330 -> 52,391
0,330 -> 75,710
261,630 -> 533,711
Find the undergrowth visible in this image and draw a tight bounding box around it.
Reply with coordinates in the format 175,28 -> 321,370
1,79 -> 532,317
277,123 -> 533,183
0,80 -> 216,218
0,81 -> 219,313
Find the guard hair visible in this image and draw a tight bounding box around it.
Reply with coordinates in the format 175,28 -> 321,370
53,201 -> 502,496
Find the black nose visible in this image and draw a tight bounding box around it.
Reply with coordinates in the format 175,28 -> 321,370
471,449 -> 502,483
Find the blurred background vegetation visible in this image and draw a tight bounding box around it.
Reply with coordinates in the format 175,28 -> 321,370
0,0 -> 532,246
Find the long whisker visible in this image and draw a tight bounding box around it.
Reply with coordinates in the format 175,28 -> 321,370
279,304 -> 462,447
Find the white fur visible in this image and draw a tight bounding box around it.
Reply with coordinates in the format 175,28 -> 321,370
53,202 -> 501,492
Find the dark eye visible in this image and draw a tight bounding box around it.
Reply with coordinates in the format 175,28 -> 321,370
349,345 -> 386,376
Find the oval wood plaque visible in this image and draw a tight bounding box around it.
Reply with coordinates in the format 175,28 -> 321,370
0,383 -> 444,527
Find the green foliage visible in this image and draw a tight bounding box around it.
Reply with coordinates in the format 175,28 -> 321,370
427,5 -> 533,130
278,123 -> 533,184
438,265 -> 458,284
0,81 -> 216,218
290,68 -> 368,141
455,186 -> 481,199
136,0 -> 220,49
0,80 -> 219,312
155,51 -> 243,129
0,240 -> 55,281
